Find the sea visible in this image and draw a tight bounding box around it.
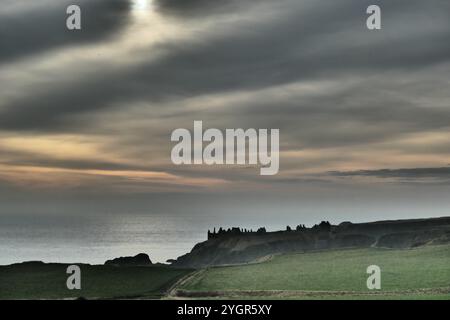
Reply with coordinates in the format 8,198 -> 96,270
0,208 -> 436,265
0,212 -> 225,265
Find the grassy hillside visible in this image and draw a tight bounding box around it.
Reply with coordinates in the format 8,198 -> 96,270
0,263 -> 191,300
178,245 -> 450,299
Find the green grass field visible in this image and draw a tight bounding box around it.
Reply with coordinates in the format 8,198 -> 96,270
179,245 -> 450,299
0,263 -> 191,300
1,245 -> 449,299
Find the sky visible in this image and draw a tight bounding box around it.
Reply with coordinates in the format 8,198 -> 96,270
1,0 -> 450,223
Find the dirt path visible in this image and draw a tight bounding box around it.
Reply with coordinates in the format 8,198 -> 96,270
165,269 -> 207,299
170,287 -> 450,299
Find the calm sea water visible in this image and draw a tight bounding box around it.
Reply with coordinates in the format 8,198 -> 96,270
1,210 -> 313,265
0,213 -> 221,265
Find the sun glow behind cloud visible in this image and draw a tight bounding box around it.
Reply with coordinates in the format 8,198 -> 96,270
132,0 -> 152,11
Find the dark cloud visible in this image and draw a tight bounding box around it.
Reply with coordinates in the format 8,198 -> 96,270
0,0 -> 131,64
1,0 -> 450,134
154,0 -> 243,16
330,167 -> 450,180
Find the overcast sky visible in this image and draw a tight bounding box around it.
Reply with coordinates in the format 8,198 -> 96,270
1,0 -> 450,221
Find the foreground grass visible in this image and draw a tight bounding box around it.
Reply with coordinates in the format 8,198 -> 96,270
192,294 -> 450,300
0,263 -> 192,300
1,245 -> 449,300
179,245 -> 450,299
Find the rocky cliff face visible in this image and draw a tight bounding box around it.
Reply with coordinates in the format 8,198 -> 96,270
172,217 -> 450,268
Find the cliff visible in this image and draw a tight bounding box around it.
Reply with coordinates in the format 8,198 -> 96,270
172,216 -> 450,268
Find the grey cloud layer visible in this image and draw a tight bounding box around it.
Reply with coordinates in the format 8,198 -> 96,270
0,0 -> 450,190
2,0 -> 450,133
154,0 -> 245,16
0,0 -> 130,64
